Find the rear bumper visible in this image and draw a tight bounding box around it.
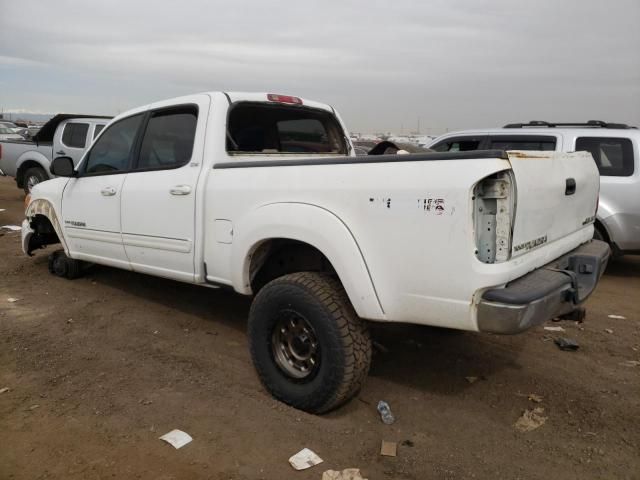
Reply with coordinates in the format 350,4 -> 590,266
477,240 -> 610,334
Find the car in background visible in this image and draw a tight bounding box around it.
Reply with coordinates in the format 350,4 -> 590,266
0,114 -> 111,193
428,120 -> 640,256
0,126 -> 24,140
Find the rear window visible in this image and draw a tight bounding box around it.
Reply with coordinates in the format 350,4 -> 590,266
62,122 -> 89,148
576,137 -> 634,177
227,103 -> 347,155
487,136 -> 556,151
431,136 -> 485,152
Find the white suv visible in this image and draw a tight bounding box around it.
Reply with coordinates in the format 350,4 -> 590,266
428,121 -> 640,256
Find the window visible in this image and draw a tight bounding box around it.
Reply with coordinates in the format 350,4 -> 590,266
93,124 -> 105,139
62,122 -> 89,148
431,136 -> 485,152
487,136 -> 556,151
227,103 -> 347,154
83,114 -> 143,174
136,106 -> 197,170
576,137 -> 634,176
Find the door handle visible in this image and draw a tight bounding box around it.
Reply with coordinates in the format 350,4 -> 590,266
565,178 -> 576,196
56,150 -> 66,156
100,186 -> 117,196
170,185 -> 192,196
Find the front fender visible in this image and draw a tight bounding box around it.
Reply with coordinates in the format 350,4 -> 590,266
232,202 -> 385,320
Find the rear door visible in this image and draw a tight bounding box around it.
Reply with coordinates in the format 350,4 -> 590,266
119,95 -> 210,282
56,120 -> 90,166
62,113 -> 146,267
507,151 -> 600,258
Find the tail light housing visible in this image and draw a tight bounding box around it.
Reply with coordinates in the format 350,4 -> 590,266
473,170 -> 516,263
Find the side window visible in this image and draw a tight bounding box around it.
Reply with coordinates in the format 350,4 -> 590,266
431,136 -> 484,152
61,122 -> 89,149
83,114 -> 144,175
136,106 -> 197,170
93,124 -> 105,139
576,137 -> 634,177
487,136 -> 557,151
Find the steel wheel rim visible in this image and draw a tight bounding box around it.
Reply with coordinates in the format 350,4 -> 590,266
271,310 -> 319,379
27,175 -> 40,191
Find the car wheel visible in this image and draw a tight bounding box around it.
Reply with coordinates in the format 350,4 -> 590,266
248,272 -> 372,413
48,250 -> 84,279
23,166 -> 48,194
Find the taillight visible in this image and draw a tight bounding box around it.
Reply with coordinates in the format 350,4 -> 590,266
267,94 -> 303,105
473,170 -> 516,263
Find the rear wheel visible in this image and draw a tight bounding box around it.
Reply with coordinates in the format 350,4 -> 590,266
248,272 -> 372,413
23,166 -> 48,194
48,250 -> 84,279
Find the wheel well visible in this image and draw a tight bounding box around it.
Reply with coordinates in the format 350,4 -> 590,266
17,160 -> 47,188
27,214 -> 60,254
249,239 -> 337,293
594,219 -> 611,244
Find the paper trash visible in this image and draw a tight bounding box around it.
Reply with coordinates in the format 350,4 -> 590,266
289,448 -> 323,470
323,468 -> 367,480
1,225 -> 22,231
159,429 -> 192,449
608,314 -> 626,320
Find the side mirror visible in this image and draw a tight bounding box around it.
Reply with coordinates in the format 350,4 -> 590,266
50,156 -> 76,177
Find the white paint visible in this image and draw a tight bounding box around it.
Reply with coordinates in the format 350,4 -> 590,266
23,92 -> 601,331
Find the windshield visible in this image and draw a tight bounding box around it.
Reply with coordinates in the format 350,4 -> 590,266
227,102 -> 347,155
0,127 -> 16,134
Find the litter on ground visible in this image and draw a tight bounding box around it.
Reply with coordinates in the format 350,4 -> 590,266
604,328 -> 614,334
528,394 -> 543,403
7,297 -> 18,303
1,225 -> 21,231
465,376 -> 478,384
377,400 -> 395,424
288,448 -> 323,470
0,388 -> 9,394
322,468 -> 367,480
514,407 -> 547,432
608,314 -> 626,320
544,326 -> 565,332
158,429 -> 192,449
554,337 -> 579,351
380,440 -> 397,457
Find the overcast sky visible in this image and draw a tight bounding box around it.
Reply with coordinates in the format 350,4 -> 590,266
1,0 -> 638,134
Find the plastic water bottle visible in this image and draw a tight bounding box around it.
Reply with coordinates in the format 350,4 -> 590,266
377,400 -> 395,425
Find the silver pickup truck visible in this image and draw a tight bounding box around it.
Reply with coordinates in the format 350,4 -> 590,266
0,114 -> 111,193
428,121 -> 640,256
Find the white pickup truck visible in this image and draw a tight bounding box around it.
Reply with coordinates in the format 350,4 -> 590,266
22,92 -> 610,413
0,114 -> 110,193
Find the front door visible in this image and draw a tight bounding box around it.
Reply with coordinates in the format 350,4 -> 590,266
62,113 -> 145,268
120,96 -> 209,282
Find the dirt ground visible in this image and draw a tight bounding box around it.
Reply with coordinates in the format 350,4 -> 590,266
0,176 -> 638,480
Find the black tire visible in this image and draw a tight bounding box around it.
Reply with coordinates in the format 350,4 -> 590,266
23,166 -> 48,194
48,250 -> 84,279
248,272 -> 372,413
